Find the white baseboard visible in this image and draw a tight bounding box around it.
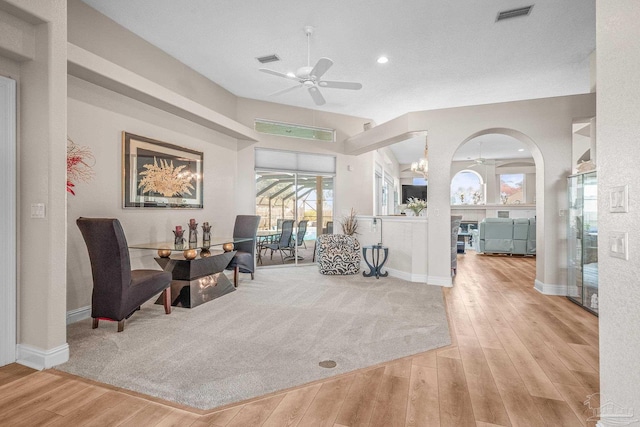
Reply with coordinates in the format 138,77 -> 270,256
534,279 -> 567,296
17,343 -> 69,370
428,275 -> 453,287
383,267 -> 427,284
67,305 -> 91,324
596,415 -> 639,426
378,266 -> 449,287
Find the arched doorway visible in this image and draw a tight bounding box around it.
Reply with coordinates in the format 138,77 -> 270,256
450,128 -> 543,279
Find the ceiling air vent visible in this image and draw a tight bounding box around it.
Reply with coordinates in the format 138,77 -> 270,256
496,5 -> 533,22
256,54 -> 280,64
255,119 -> 335,142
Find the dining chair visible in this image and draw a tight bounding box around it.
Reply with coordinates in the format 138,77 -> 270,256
264,219 -> 294,263
76,217 -> 172,332
225,215 -> 261,286
295,219 -> 308,249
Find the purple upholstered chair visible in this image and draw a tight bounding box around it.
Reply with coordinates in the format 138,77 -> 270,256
76,217 -> 172,332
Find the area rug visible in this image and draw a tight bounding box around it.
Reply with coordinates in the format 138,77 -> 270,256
57,266 -> 450,410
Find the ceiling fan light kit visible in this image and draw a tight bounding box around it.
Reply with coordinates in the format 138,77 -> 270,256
259,25 -> 363,106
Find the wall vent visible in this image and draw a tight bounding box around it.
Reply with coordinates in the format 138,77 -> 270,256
496,6 -> 533,21
255,119 -> 335,142
256,54 -> 280,64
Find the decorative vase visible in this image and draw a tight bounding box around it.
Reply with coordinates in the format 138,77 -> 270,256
183,249 -> 197,260
157,249 -> 171,258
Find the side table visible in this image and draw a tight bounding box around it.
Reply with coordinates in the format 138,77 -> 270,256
362,245 -> 389,279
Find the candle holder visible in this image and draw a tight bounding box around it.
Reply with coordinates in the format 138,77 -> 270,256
202,222 -> 211,243
173,228 -> 185,246
188,219 -> 198,245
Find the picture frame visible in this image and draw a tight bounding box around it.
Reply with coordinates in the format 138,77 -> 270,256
122,132 -> 203,208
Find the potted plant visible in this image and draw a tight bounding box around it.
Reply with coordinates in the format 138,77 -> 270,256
340,208 -> 359,235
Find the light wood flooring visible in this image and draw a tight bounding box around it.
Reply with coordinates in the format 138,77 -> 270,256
0,251 -> 600,426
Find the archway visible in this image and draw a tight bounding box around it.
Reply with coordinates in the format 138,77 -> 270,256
449,128 -> 544,283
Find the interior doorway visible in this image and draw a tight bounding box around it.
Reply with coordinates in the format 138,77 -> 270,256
0,76 -> 17,367
450,132 -> 538,270
255,171 -> 334,267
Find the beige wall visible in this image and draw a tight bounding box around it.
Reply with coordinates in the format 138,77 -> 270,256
597,0 -> 640,420
67,76 -> 239,311
0,0 -> 68,361
346,95 -> 596,286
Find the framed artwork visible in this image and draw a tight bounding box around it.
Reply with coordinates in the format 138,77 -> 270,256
122,132 -> 203,208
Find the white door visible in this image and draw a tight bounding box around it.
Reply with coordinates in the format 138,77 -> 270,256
0,76 -> 17,367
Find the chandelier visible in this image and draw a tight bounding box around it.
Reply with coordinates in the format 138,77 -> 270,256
410,137 -> 428,178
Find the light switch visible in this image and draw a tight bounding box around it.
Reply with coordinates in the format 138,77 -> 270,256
30,203 -> 46,219
610,185 -> 628,213
609,231 -> 628,260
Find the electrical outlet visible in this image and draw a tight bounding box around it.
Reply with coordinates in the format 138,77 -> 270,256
30,203 -> 45,219
609,231 -> 628,260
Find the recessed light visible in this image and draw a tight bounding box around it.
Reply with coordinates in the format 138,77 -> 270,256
286,72 -> 296,78
377,56 -> 389,64
518,148 -> 525,152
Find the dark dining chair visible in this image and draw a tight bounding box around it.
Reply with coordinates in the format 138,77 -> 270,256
225,215 -> 261,287
76,217 -> 172,332
264,219 -> 294,263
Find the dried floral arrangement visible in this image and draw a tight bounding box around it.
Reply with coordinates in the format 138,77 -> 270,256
340,208 -> 359,236
66,137 -> 95,195
137,157 -> 195,197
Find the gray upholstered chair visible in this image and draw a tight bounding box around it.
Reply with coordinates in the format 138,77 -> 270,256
451,215 -> 463,275
76,217 -> 172,332
225,215 -> 261,286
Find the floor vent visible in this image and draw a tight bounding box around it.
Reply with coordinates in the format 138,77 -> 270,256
319,360 -> 337,369
256,54 -> 280,64
496,6 -> 533,22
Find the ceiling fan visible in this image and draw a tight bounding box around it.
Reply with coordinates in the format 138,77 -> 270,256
259,26 -> 362,106
468,141 -> 488,167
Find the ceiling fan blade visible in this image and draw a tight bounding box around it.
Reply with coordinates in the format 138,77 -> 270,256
318,80 -> 362,90
259,68 -> 300,82
270,84 -> 303,97
310,57 -> 333,79
308,86 -> 326,106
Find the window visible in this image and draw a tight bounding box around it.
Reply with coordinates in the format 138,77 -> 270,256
255,119 -> 335,142
451,170 -> 485,205
499,173 -> 525,204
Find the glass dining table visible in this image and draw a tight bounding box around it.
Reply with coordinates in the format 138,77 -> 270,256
256,230 -> 281,264
129,237 -> 250,308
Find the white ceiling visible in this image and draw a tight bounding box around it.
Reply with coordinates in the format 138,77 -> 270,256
81,0 -> 595,161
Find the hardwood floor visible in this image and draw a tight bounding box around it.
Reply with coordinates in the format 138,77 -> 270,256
0,252 -> 599,426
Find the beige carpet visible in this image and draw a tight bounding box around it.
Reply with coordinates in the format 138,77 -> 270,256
57,266 -> 450,410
